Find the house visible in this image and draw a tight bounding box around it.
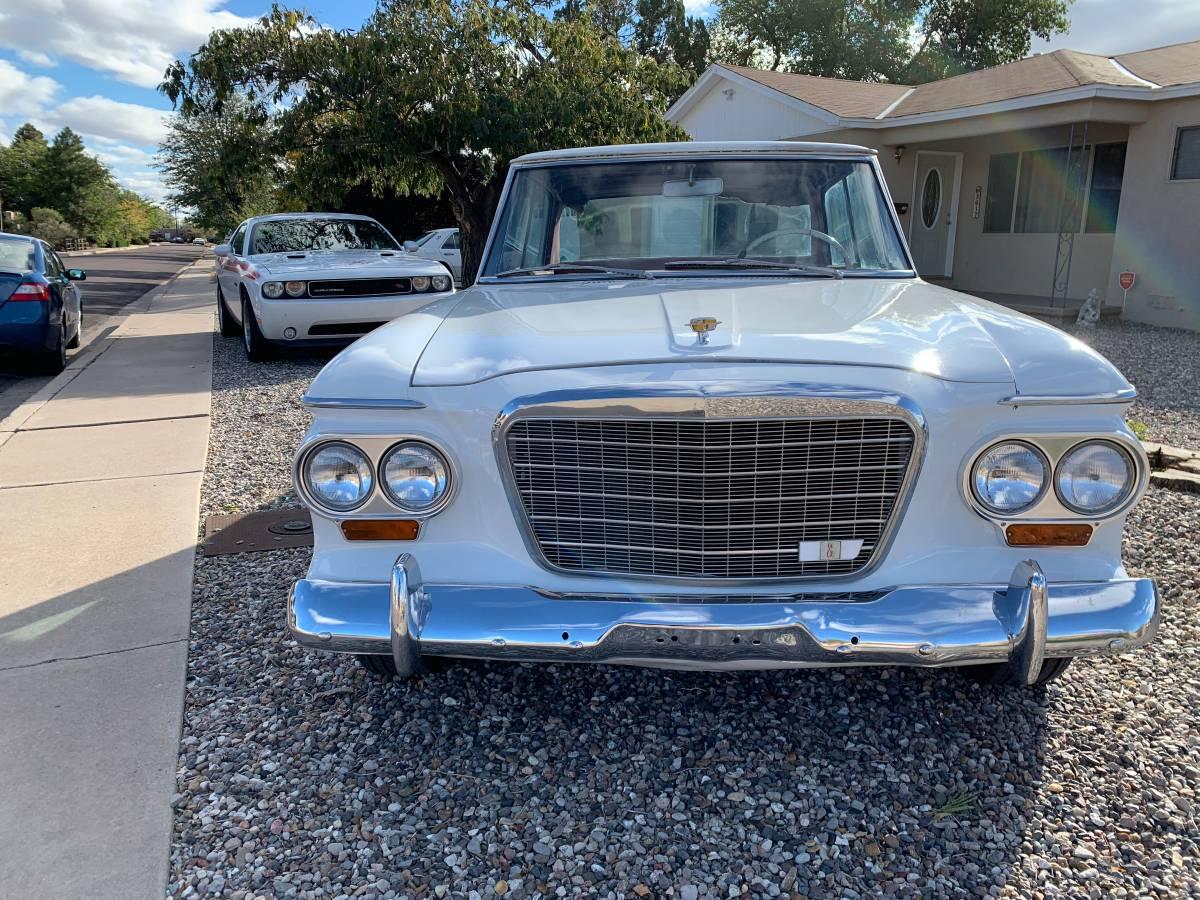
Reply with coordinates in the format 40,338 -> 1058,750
667,40 -> 1200,330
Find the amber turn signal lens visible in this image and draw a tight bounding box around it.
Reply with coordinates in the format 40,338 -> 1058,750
340,519 -> 420,541
1004,523 -> 1092,547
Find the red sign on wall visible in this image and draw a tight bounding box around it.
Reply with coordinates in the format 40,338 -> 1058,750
1119,271 -> 1136,291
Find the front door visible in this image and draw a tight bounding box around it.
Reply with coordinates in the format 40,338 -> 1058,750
909,151 -> 961,278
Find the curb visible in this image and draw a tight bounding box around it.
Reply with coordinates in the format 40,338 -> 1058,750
0,260 -> 207,439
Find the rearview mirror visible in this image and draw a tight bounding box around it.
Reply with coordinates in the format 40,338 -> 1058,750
213,243 -> 232,257
662,177 -> 724,198
402,240 -> 419,252
66,269 -> 86,281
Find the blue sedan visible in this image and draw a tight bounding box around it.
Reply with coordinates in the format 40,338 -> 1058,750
0,234 -> 85,374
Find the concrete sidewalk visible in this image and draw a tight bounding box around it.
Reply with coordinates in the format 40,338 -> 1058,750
0,264 -> 213,899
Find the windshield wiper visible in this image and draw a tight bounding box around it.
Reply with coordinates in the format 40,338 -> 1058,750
662,259 -> 843,278
494,262 -> 655,279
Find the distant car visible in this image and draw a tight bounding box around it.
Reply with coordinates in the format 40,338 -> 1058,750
403,227 -> 461,283
171,236 -> 185,244
192,237 -> 206,246
213,213 -> 454,361
0,234 -> 85,374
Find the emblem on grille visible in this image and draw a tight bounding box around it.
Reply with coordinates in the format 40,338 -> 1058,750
688,316 -> 721,345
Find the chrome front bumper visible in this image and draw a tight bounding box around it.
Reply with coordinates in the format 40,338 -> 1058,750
288,555 -> 1159,683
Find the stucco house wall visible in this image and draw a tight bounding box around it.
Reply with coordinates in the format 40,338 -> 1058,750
1109,95 -> 1200,329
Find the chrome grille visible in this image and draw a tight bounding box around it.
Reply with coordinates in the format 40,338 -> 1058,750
505,416 -> 917,580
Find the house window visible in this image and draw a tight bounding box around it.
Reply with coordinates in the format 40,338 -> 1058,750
984,142 -> 1127,235
1171,126 -> 1200,180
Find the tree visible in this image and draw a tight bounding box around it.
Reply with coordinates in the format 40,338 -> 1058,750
712,0 -> 1070,83
162,0 -> 688,281
0,124 -> 50,214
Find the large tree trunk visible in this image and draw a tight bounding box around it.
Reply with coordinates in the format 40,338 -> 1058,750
451,177 -> 505,285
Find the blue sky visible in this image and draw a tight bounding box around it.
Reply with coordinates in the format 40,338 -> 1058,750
0,0 -> 1196,206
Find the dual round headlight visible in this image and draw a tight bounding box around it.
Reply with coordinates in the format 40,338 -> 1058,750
261,280 -> 307,298
302,440 -> 452,514
411,274 -> 453,293
972,439 -> 1135,516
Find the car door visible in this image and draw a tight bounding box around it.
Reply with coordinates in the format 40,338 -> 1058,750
41,244 -> 73,332
49,248 -> 81,334
438,229 -> 462,282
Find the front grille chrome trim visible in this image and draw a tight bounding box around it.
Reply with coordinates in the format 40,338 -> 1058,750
493,384 -> 927,585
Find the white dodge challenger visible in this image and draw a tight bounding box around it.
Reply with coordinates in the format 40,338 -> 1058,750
214,212 -> 454,361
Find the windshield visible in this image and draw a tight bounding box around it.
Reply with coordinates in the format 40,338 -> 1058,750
481,157 -> 911,277
410,231 -> 437,247
249,218 -> 399,254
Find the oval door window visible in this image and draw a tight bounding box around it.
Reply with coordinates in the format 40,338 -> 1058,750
921,169 -> 941,230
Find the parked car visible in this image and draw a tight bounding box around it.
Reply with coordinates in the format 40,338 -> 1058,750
213,213 -> 455,361
289,142 -> 1158,689
192,237 -> 207,246
0,233 -> 85,374
403,227 -> 461,283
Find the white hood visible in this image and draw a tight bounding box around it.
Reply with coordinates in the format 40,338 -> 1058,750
308,277 -> 1134,399
253,249 -> 446,277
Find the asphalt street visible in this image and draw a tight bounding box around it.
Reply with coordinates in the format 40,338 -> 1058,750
0,244 -> 206,419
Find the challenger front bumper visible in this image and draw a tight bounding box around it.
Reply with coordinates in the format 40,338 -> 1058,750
288,555 -> 1159,682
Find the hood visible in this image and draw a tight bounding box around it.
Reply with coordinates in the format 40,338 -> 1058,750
308,277 -> 1133,400
253,249 -> 446,277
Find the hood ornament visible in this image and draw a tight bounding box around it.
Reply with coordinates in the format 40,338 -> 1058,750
688,316 -> 721,346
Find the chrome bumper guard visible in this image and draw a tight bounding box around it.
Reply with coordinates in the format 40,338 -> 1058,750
288,555 -> 1159,681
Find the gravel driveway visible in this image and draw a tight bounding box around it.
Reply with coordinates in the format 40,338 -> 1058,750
169,322 -> 1200,899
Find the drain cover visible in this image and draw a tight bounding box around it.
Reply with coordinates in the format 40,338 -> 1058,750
203,508 -> 314,556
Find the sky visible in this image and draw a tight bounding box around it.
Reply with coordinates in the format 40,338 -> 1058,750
0,0 -> 1197,206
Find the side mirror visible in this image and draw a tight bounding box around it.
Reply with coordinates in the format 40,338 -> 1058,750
213,243 -> 232,257
66,269 -> 86,281
402,240 -> 419,252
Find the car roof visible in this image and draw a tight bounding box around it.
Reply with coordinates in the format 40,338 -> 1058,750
247,212 -> 378,224
0,233 -> 37,245
512,140 -> 876,165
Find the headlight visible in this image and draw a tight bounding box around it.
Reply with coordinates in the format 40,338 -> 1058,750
285,280 -> 306,297
411,275 -> 431,292
381,441 -> 451,512
303,441 -> 373,511
1055,440 -> 1135,514
431,274 -> 451,292
972,441 -> 1048,513
262,281 -> 284,298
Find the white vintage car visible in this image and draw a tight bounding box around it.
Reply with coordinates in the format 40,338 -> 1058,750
288,142 -> 1158,689
214,213 -> 454,360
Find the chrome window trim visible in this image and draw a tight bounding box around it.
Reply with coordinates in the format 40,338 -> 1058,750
959,430 -> 1148,526
301,395 -> 426,410
294,433 -> 458,522
997,389 -> 1137,406
476,152 -> 918,282
491,383 -> 928,586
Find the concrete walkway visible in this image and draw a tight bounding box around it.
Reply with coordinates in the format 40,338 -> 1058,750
0,263 -> 213,899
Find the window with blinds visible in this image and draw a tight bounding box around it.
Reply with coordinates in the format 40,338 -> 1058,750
1171,126 -> 1200,181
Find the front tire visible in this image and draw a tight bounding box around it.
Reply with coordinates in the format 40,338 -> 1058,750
356,654 -> 457,678
241,292 -> 273,361
217,285 -> 239,336
959,657 -> 1073,687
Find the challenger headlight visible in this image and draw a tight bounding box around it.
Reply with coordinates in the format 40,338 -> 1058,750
431,274 -> 451,292
381,441 -> 451,512
262,281 -> 284,298
1055,440 -> 1135,515
411,275 -> 431,292
303,441 -> 373,511
285,280 -> 306,297
972,441 -> 1048,513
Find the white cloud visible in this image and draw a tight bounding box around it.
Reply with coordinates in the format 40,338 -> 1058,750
0,0 -> 258,89
0,59 -> 60,118
51,95 -> 171,146
16,49 -> 55,68
1031,0 -> 1200,55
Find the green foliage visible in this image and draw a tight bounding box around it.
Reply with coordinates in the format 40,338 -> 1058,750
0,122 -> 173,248
161,0 -> 689,280
711,0 -> 1071,82
1128,419 -> 1149,441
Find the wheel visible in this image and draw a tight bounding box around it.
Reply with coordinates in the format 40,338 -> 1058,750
32,318 -> 67,375
241,292 -> 274,361
959,657 -> 1073,687
66,310 -> 81,349
355,654 -> 458,678
216,285 -> 239,336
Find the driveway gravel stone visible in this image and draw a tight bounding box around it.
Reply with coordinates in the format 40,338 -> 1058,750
169,322 -> 1200,898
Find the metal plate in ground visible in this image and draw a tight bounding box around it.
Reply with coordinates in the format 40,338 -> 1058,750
203,508 -> 313,556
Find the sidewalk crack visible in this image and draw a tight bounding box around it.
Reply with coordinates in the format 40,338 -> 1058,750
0,637 -> 188,672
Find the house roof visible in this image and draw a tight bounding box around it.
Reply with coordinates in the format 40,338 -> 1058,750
696,39 -> 1200,124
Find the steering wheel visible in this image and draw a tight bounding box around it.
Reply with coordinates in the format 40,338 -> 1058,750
741,227 -> 851,262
